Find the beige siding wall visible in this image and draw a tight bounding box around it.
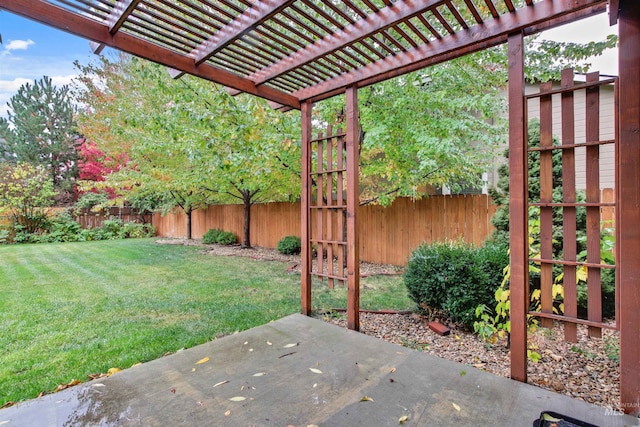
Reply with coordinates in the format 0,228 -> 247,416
525,81 -> 616,190
491,78 -> 616,191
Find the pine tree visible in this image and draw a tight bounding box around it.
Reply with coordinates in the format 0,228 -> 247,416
0,76 -> 79,201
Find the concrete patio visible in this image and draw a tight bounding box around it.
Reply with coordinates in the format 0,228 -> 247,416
0,314 -> 637,426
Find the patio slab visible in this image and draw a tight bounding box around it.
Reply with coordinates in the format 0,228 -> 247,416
1,314 -> 637,427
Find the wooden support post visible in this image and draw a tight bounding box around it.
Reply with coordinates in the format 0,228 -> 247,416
585,72 -> 602,338
617,0 -> 640,416
301,101 -> 312,316
508,31 -> 528,383
539,80 -> 554,329
561,69 -> 578,343
345,86 -> 360,331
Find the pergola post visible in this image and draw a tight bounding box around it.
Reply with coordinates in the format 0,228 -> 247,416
345,86 -> 360,331
507,31 -> 528,383
617,0 -> 640,415
301,100 -> 312,316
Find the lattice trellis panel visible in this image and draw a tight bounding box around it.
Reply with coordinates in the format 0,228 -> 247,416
525,68 -> 618,341
308,126 -> 347,289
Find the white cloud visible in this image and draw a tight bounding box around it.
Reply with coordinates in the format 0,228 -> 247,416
4,39 -> 35,51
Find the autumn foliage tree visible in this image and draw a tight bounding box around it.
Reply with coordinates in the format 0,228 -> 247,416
74,55 -> 300,244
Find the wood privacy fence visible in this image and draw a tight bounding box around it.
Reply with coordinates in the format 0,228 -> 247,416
153,195 -> 497,266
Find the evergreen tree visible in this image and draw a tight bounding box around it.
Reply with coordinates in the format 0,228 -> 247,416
0,77 -> 79,201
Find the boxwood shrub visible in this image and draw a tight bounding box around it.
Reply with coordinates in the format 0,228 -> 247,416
277,235 -> 302,255
202,228 -> 236,245
404,241 -> 508,329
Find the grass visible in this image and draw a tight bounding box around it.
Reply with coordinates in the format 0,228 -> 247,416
0,239 -> 413,406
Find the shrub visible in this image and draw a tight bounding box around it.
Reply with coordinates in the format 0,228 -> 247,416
202,228 -> 223,244
215,231 -> 236,245
202,228 -> 236,245
120,222 -> 155,239
277,236 -> 301,255
404,241 -> 508,329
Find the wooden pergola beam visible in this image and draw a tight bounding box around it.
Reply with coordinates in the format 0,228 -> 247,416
293,0 -> 607,102
0,0 -> 300,110
193,0 -> 295,65
249,0 -> 448,85
92,0 -> 143,55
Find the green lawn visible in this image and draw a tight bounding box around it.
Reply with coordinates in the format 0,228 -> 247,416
0,239 -> 413,406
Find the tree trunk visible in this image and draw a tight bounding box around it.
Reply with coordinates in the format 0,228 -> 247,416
242,191 -> 251,248
185,208 -> 192,240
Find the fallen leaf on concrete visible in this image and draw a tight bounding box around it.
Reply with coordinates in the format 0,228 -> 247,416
196,357 -> 210,365
229,396 -> 246,402
107,368 -> 121,376
283,343 -> 298,348
266,341 -> 273,346
224,410 -> 231,416
360,396 -> 374,402
309,368 -> 323,374
253,372 -> 266,377
0,420 -> 10,426
213,380 -> 229,388
390,368 -> 396,373
399,415 -> 409,423
452,402 -> 461,411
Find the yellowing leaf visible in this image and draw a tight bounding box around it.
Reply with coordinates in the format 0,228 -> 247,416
192,368 -> 196,372
107,368 -> 121,376
213,380 -> 229,388
253,372 -> 266,377
283,343 -> 298,348
360,396 -> 374,402
452,402 -> 461,411
399,415 -> 409,423
309,368 -> 323,374
195,357 -> 210,365
224,410 -> 231,417
229,396 -> 246,402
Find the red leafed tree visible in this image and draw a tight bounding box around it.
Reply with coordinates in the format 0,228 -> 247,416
76,137 -> 124,198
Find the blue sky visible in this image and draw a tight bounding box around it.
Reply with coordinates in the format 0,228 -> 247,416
0,9 -> 618,120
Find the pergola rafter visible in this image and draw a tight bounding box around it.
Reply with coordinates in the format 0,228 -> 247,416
1,0 -> 638,415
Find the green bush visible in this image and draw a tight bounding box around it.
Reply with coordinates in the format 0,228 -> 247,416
215,231 -> 236,245
277,235 -> 301,255
202,228 -> 223,244
202,228 -> 236,245
404,241 -> 508,329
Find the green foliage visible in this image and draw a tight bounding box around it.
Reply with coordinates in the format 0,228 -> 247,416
74,55 -> 300,243
202,228 -> 236,245
0,163 -> 56,235
0,76 -> 78,196
75,192 -> 109,211
202,228 -> 223,244
277,235 -> 301,255
215,231 -> 236,245
404,241 -> 508,329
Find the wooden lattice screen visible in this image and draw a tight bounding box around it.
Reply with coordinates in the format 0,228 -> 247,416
309,125 -> 348,289
525,68 -> 618,340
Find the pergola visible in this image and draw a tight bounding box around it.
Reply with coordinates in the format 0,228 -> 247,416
1,0 -> 638,414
